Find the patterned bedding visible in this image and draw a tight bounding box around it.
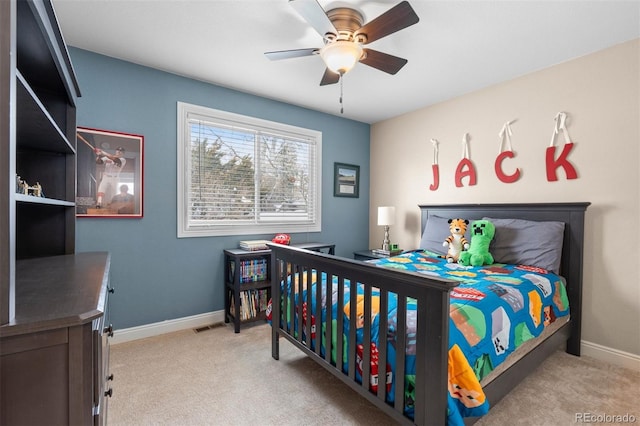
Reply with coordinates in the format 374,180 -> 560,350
270,250 -> 570,425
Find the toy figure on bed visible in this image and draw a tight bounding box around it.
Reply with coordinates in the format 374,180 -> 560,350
442,218 -> 470,263
458,220 -> 495,267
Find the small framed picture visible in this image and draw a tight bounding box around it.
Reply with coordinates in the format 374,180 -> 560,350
76,127 -> 144,218
334,162 -> 360,198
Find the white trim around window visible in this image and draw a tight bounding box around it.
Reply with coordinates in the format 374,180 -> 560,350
177,102 -> 322,237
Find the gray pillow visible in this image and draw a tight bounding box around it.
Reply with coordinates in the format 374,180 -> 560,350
484,217 -> 565,274
419,215 -> 469,256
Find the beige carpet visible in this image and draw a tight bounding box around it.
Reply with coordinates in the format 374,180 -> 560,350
107,323 -> 639,426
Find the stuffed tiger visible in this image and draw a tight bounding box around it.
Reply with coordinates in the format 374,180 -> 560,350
442,218 -> 470,263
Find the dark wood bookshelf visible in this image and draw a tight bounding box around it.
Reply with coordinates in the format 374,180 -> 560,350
1,1 -> 112,424
223,242 -> 335,332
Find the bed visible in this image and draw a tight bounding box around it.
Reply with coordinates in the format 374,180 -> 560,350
268,202 -> 589,425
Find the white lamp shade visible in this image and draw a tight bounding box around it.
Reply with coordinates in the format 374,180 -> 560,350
377,206 -> 396,226
319,41 -> 363,75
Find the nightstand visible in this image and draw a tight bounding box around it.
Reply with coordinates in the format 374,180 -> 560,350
354,250 -> 391,261
292,242 -> 335,255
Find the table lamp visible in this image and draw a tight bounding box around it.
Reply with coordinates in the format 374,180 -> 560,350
377,206 -> 396,252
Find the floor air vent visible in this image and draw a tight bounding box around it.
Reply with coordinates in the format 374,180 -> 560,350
193,323 -> 224,333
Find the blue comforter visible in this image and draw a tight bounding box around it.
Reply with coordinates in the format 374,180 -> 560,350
271,251 -> 570,425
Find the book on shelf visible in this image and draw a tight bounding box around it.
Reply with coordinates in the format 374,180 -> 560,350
230,258 -> 268,283
239,240 -> 271,251
231,288 -> 270,321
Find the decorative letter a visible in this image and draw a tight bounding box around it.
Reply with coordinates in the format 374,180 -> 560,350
455,158 -> 477,187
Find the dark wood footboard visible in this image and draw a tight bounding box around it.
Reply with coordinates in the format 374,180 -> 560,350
270,244 -> 458,425
269,202 -> 589,425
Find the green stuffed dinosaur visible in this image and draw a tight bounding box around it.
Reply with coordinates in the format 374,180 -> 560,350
458,220 -> 495,267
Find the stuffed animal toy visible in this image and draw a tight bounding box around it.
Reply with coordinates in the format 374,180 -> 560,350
442,218 -> 470,263
458,220 -> 495,267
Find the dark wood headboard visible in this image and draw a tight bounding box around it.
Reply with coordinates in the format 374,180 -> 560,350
418,202 -> 590,355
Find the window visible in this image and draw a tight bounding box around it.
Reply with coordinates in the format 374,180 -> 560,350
177,102 -> 322,237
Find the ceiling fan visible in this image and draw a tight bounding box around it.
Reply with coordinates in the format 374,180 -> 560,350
265,0 -> 420,87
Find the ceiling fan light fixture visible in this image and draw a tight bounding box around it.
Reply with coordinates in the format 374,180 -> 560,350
320,40 -> 363,75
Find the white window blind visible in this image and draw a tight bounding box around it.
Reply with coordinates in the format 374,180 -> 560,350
177,102 -> 322,237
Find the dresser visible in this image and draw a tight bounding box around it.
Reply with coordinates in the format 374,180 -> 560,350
0,252 -> 113,425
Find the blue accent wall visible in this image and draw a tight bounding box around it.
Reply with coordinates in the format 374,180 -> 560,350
70,48 -> 371,329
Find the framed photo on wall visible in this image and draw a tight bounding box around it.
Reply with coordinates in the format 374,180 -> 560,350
76,127 -> 144,218
334,162 -> 359,198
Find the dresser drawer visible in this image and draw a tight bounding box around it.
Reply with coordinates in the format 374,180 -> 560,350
93,286 -> 113,426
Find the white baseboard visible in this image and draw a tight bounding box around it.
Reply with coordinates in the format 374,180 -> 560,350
582,340 -> 640,371
110,310 -> 225,345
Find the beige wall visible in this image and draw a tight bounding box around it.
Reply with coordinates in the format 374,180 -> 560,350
370,39 -> 639,356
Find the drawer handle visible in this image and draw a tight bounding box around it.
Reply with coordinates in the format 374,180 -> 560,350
107,373 -> 114,381
104,324 -> 114,337
108,287 -> 115,294
105,388 -> 113,398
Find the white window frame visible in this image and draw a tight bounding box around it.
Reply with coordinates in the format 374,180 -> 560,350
177,102 -> 322,238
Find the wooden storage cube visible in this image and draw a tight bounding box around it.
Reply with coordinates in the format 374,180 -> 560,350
16,150 -> 72,201
16,202 -> 72,259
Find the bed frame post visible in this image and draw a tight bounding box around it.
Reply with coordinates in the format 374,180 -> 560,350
565,207 -> 587,356
415,288 -> 450,426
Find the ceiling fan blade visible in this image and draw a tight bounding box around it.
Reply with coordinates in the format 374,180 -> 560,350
355,1 -> 419,45
289,0 -> 337,38
319,68 -> 340,86
264,48 -> 319,61
360,48 -> 408,75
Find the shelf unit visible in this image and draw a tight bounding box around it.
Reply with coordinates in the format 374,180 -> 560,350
2,0 -> 80,322
223,243 -> 335,333
224,248 -> 272,333
1,1 -> 113,424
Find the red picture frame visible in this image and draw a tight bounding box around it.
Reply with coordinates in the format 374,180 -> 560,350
76,127 -> 144,218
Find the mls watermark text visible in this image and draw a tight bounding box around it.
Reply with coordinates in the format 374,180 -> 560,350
576,413 -> 637,423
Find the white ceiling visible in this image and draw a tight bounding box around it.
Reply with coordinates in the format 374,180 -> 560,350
52,0 -> 640,124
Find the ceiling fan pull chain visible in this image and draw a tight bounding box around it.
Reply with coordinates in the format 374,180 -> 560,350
340,74 -> 344,114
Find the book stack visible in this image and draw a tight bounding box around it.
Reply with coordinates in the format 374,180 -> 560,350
239,239 -> 271,251
239,258 -> 268,283
372,248 -> 403,256
228,258 -> 269,283
230,289 -> 270,321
